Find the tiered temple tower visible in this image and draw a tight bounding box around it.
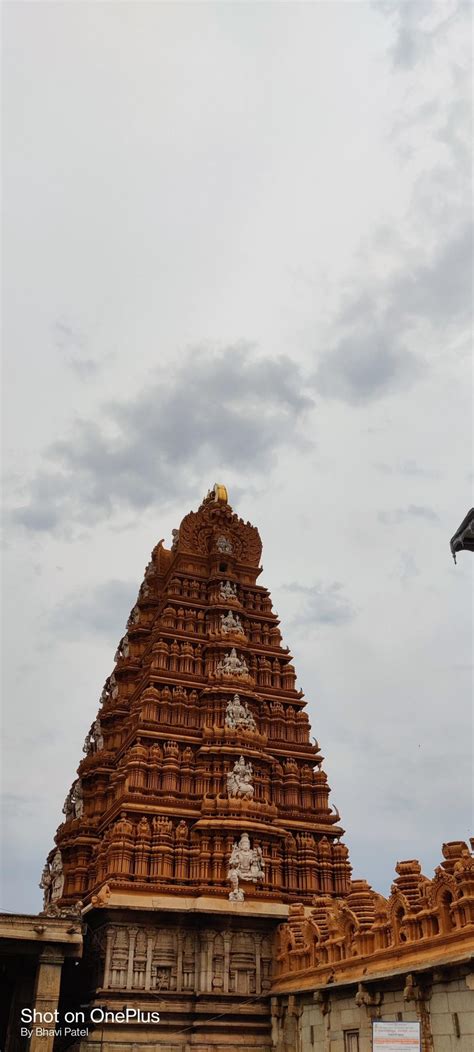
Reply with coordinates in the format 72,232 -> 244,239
41,485 -> 351,1052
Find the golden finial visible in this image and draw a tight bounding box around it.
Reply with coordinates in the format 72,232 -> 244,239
213,483 -> 228,504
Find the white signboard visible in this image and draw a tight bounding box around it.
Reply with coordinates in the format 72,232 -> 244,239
373,1021 -> 421,1052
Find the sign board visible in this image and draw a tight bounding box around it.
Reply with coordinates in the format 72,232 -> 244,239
373,1021 -> 421,1052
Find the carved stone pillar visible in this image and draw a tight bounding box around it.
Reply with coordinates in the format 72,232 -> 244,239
176,930 -> 184,992
103,927 -> 115,989
223,930 -> 231,994
29,946 -> 64,1052
145,931 -> 154,991
126,927 -> 138,990
255,932 -> 262,994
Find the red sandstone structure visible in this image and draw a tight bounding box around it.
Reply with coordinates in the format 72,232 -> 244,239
31,485 -> 473,1052
274,839 -> 474,989
40,484 -> 351,1050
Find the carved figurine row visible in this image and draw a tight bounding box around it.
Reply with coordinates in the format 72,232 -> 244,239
75,738 -> 333,822
136,687 -> 311,743
275,840 -> 474,978
163,574 -> 273,613
61,820 -> 350,901
102,921 -> 273,995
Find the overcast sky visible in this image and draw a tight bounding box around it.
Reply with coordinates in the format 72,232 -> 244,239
2,0 -> 472,914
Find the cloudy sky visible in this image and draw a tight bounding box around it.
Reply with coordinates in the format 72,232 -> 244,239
2,0 -> 472,914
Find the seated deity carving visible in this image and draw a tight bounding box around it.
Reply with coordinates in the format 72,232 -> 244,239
220,610 -> 244,635
227,756 -> 254,799
220,579 -> 237,601
216,648 -> 249,677
228,833 -> 264,901
225,694 -> 256,732
216,535 -> 233,554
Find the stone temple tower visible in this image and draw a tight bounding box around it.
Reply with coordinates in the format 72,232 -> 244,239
42,485 -> 351,1051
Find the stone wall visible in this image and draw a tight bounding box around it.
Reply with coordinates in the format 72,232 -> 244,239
272,966 -> 474,1052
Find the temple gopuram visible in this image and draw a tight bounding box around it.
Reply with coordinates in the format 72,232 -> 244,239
40,484 -> 351,1050
11,483 -> 469,1052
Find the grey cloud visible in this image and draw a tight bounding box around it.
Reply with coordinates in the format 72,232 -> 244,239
53,320 -> 98,377
385,225 -> 472,329
374,460 -> 440,479
314,222 -> 471,405
9,344 -> 314,532
281,581 -> 355,627
49,579 -> 137,640
314,2 -> 471,409
379,1 -> 468,72
378,504 -> 439,525
315,329 -> 420,405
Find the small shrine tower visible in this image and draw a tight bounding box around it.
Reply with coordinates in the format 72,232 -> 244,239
42,485 -> 351,1051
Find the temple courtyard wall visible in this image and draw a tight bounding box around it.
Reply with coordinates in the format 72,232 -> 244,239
272,966 -> 474,1052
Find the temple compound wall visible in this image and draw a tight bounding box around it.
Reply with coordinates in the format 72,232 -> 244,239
272,969 -> 473,1052
271,840 -> 474,1052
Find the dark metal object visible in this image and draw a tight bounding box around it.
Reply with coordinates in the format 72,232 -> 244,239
450,509 -> 474,562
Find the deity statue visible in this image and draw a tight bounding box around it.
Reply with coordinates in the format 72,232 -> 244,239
219,579 -> 237,601
171,528 -> 180,551
227,833 -> 264,901
216,535 -> 233,554
39,864 -> 52,908
227,756 -> 254,799
62,779 -> 83,820
225,694 -> 256,732
40,850 -> 65,909
114,634 -> 130,661
228,869 -> 244,902
220,610 -> 244,635
83,716 -> 104,755
216,648 -> 249,677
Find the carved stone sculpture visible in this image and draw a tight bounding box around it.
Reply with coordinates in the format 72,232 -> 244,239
221,610 -> 244,635
216,648 -> 249,677
220,579 -> 237,600
216,535 -> 233,553
114,634 -> 130,661
63,778 -> 83,820
227,756 -> 254,799
83,717 -> 103,755
40,850 -> 64,909
228,833 -> 264,900
225,694 -> 256,732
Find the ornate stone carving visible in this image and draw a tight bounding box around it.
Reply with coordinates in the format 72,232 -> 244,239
216,535 -> 233,554
63,778 -> 83,820
114,634 -> 130,661
228,833 -> 264,901
83,716 -> 104,754
216,648 -> 249,677
220,579 -> 237,601
221,610 -> 244,635
40,849 -> 64,909
54,485 -> 351,913
225,694 -> 256,732
227,756 -> 255,799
